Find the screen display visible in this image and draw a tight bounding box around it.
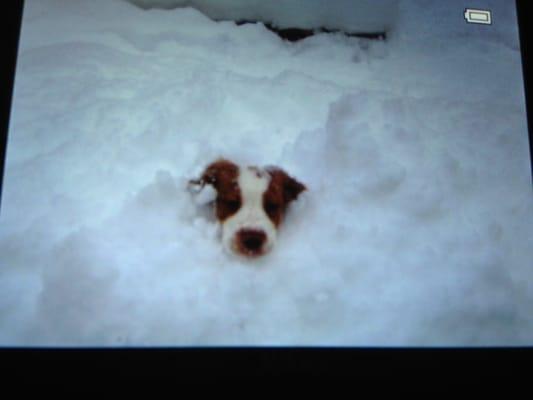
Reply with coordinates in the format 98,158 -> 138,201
1,0 -> 532,346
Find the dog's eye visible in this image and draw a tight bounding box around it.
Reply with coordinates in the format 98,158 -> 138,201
264,202 -> 280,216
222,199 -> 241,212
227,200 -> 240,210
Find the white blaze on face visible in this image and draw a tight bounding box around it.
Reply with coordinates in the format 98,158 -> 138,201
221,166 -> 277,256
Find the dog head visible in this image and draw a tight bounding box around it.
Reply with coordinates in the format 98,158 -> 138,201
192,159 -> 306,257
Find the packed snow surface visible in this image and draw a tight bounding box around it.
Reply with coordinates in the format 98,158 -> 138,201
0,0 -> 532,345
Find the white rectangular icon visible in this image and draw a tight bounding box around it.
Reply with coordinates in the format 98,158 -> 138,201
464,8 -> 492,25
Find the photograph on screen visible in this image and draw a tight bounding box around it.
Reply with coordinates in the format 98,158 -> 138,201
0,0 -> 532,346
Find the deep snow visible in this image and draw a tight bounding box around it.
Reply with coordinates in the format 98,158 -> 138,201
0,0 -> 532,345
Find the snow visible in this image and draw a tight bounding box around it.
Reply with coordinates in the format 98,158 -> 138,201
0,0 -> 532,346
125,0 -> 398,32
190,182 -> 216,206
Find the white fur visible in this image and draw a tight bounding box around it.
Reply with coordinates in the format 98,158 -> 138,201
221,166 -> 277,255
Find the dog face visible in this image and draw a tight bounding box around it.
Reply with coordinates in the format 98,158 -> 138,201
195,159 -> 306,258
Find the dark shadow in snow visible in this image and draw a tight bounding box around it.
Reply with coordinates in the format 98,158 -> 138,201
235,20 -> 387,42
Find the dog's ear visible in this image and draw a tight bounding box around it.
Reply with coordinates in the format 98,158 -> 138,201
199,159 -> 239,190
283,173 -> 306,203
266,167 -> 306,204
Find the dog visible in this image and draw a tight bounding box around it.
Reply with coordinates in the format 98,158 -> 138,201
190,158 -> 306,257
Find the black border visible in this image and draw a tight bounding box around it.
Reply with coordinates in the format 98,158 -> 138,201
0,0 -> 23,209
517,0 -> 533,183
0,0 -> 532,381
0,347 -> 531,381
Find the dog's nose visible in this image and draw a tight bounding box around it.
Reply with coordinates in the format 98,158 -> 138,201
236,229 -> 267,257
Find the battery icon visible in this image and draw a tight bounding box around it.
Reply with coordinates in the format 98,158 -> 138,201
464,8 -> 492,25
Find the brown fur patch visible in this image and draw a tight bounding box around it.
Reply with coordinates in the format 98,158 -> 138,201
263,168 -> 306,227
201,159 -> 242,221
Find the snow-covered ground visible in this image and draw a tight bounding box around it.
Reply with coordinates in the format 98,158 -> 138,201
1,0 -> 532,346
